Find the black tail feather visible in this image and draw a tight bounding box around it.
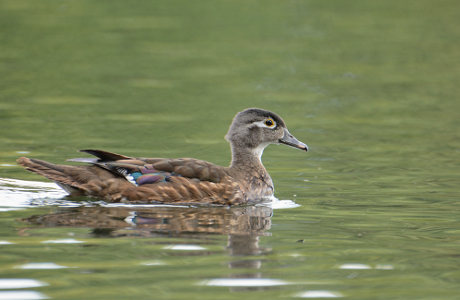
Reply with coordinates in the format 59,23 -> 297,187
79,149 -> 131,162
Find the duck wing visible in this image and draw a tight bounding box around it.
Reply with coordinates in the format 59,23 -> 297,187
79,149 -> 227,184
76,149 -> 240,204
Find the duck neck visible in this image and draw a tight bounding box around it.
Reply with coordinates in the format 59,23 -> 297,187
229,144 -> 274,198
229,143 -> 268,172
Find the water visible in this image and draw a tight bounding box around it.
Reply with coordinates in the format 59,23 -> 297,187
1,0 -> 459,299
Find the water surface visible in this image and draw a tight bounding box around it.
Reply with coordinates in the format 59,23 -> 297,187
1,0 -> 459,299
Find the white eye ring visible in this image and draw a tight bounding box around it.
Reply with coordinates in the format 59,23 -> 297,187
253,119 -> 277,129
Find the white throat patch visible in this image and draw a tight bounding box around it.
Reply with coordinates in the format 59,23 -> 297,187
252,142 -> 270,161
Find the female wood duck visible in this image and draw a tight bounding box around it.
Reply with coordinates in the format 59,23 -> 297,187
17,108 -> 308,205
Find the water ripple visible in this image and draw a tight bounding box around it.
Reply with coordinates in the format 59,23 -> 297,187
199,278 -> 292,287
0,279 -> 47,289
15,263 -> 70,270
295,290 -> 343,298
0,291 -> 48,300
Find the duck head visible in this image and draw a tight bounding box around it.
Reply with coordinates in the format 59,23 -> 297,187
225,108 -> 308,161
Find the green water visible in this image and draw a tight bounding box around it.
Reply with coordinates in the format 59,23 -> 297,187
1,0 -> 459,299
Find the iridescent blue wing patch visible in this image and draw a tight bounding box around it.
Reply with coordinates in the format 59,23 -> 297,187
124,164 -> 172,186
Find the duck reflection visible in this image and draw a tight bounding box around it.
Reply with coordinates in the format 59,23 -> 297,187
24,205 -> 272,237
24,204 -> 273,289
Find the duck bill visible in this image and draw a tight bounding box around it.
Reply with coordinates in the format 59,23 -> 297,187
279,129 -> 308,152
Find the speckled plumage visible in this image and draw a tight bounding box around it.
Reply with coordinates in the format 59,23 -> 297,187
17,108 -> 308,205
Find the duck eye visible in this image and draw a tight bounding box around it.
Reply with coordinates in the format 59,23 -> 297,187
264,118 -> 275,127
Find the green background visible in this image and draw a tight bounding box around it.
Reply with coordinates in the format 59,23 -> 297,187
1,0 -> 459,299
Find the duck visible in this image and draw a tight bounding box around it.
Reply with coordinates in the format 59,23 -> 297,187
17,108 -> 308,205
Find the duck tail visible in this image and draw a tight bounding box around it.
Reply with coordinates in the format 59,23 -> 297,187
16,157 -> 89,194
